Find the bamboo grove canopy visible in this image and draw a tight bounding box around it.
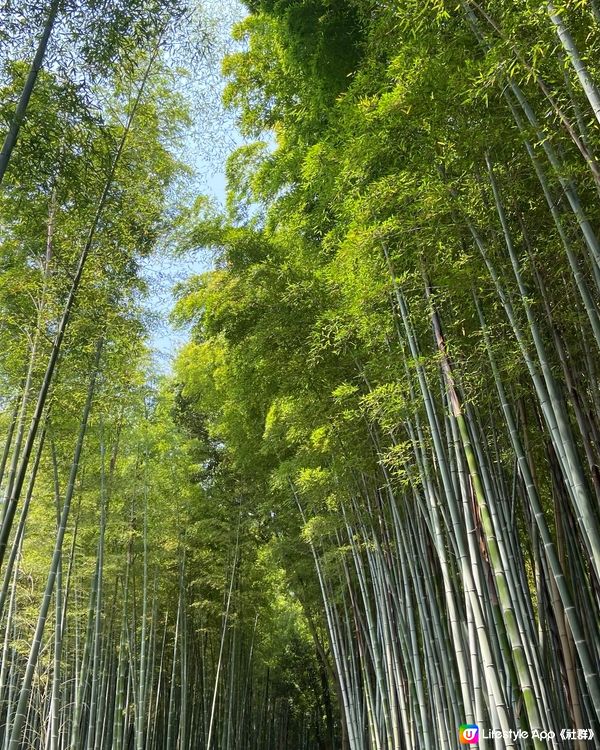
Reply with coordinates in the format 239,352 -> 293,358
2,0 -> 600,748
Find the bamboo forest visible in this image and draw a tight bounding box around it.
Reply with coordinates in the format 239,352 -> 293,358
5,0 -> 600,748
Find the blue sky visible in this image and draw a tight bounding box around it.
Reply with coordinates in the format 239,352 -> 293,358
141,0 -> 247,373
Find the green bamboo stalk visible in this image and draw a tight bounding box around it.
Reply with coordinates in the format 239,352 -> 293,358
0,45 -> 161,572
547,2 -> 600,126
474,292 -> 600,717
0,0 -> 61,185
7,339 -> 103,750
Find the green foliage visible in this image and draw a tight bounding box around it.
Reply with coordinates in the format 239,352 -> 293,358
4,0 -> 600,745
173,0 -> 600,744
